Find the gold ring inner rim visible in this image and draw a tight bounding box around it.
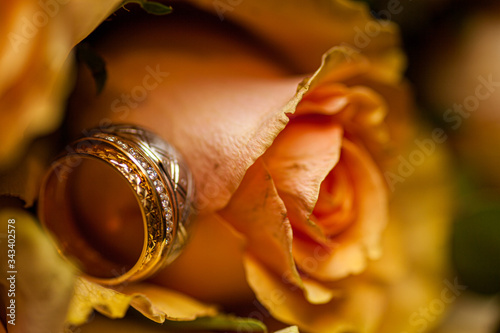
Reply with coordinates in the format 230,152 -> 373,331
39,153 -> 147,280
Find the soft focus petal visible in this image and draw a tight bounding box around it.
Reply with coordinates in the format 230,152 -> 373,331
0,0 -> 121,169
185,0 -> 404,75
0,139 -> 52,207
368,132 -> 455,333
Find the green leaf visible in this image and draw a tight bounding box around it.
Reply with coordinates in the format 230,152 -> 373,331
79,312 -> 269,332
141,2 -> 172,15
122,1 -> 172,15
162,315 -> 267,332
452,207 -> 500,295
75,43 -> 107,95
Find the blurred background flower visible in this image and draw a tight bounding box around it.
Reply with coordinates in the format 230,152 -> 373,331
369,0 -> 500,331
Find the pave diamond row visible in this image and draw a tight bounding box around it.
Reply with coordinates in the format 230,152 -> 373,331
97,133 -> 175,244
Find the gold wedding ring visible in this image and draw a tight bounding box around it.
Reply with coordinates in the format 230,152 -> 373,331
38,124 -> 195,285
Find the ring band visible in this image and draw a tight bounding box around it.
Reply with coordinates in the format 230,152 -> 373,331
38,124 -> 195,285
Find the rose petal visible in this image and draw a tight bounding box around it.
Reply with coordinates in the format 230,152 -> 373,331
68,19 -> 380,217
68,278 -> 132,325
244,255 -> 386,333
295,83 -> 351,115
297,46 -> 412,175
370,133 -> 455,282
301,277 -> 342,305
0,139 -> 52,207
296,47 -> 395,167
0,0 -> 121,170
124,284 -> 218,322
340,78 -> 413,167
71,280 -> 268,332
185,0 -> 404,75
263,118 -> 344,242
313,161 -> 356,236
293,139 -> 388,281
219,158 -> 341,305
218,159 -> 303,289
67,278 -> 218,326
297,84 -> 390,151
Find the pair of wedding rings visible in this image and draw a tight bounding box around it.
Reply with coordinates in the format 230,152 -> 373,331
38,124 -> 196,285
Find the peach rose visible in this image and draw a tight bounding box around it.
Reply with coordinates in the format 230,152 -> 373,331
0,0 -> 453,332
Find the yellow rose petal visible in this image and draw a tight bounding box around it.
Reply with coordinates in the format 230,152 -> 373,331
301,277 -> 342,305
67,278 -> 218,326
0,140 -> 51,207
244,255 -> 386,333
0,0 -> 121,170
68,278 -> 132,325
